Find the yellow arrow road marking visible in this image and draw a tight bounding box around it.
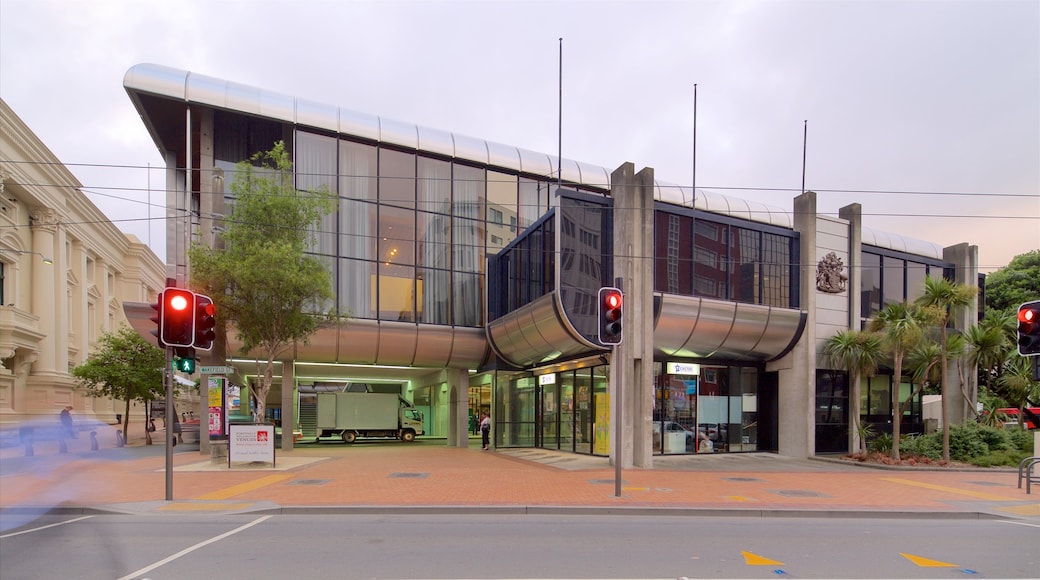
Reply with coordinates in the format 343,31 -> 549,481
900,552 -> 957,567
882,477 -> 1011,500
195,474 -> 293,500
741,551 -> 784,566
726,495 -> 756,502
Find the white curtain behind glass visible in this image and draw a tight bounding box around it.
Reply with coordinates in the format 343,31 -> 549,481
338,141 -> 375,318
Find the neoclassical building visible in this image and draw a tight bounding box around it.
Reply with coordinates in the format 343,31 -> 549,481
0,98 -> 168,427
121,64 -> 979,464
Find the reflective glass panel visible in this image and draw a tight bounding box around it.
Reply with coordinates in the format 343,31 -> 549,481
486,171 -> 518,254
417,157 -> 451,214
379,149 -> 415,209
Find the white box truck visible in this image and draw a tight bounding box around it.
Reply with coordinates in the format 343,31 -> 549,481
316,392 -> 424,443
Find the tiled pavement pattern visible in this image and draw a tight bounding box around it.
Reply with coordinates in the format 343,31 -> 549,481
2,424 -> 1038,521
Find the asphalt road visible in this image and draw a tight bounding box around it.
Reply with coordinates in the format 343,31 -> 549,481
2,513 -> 1038,579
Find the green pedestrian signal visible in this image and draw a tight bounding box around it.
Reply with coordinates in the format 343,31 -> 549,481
174,355 -> 196,374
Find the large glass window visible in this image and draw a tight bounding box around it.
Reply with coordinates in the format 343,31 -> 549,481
296,132 -> 338,258
518,177 -> 550,232
653,362 -> 758,455
883,256 -> 905,307
417,157 -> 451,214
378,205 -> 416,321
861,251 -> 881,319
379,149 -> 416,209
486,171 -> 518,254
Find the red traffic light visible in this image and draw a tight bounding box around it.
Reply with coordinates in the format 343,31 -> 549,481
161,288 -> 196,348
1018,300 -> 1040,356
598,287 -> 624,346
194,293 -> 216,351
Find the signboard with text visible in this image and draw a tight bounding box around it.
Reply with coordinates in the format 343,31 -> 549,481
228,423 -> 275,467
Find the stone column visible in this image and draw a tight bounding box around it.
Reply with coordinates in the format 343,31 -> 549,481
30,208 -> 59,374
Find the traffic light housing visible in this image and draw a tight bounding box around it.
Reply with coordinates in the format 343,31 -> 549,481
194,293 -> 216,351
1018,300 -> 1040,356
161,288 -> 195,348
150,291 -> 165,348
598,286 -> 624,345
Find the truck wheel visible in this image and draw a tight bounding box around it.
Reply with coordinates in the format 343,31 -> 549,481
401,430 -> 416,442
341,432 -> 357,443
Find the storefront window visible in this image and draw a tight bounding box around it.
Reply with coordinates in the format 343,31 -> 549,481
653,362 -> 759,455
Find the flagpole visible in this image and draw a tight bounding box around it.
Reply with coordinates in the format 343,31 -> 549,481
801,119 -> 808,194
692,84 -> 697,207
557,37 -> 563,190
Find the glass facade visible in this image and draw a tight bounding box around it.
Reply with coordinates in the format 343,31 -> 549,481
653,208 -> 798,308
653,362 -> 761,455
860,246 -> 950,321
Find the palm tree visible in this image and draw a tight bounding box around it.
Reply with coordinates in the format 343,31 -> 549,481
869,302 -> 931,460
823,329 -> 884,454
916,276 -> 978,461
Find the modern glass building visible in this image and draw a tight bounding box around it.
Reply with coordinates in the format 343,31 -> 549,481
123,64 -> 979,464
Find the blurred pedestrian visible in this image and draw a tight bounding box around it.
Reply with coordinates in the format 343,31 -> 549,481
59,406 -> 76,439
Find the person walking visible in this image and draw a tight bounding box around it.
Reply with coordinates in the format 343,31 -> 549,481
59,406 -> 76,439
479,412 -> 491,450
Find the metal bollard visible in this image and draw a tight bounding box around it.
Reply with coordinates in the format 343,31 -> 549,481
115,430 -> 125,447
59,437 -> 68,454
90,431 -> 99,451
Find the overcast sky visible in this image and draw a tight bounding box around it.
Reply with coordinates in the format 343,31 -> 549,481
2,0 -> 1037,273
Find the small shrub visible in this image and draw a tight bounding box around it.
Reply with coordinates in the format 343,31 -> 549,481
948,424 -> 991,461
869,433 -> 893,454
900,433 -> 941,460
1006,428 -> 1034,454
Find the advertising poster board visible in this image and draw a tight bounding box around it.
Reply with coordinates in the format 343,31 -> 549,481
208,377 -> 225,437
228,423 -> 276,467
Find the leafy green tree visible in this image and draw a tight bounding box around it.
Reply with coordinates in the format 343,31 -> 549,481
72,325 -> 165,444
823,329 -> 884,454
869,302 -> 933,460
189,141 -> 336,421
984,250 -> 1040,315
998,357 -> 1040,430
916,276 -> 977,461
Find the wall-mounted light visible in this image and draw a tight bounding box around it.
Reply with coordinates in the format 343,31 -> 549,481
0,249 -> 53,264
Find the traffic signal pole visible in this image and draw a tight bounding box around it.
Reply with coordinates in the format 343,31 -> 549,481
164,345 -> 174,501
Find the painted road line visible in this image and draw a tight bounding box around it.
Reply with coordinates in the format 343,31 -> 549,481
725,495 -> 756,502
882,477 -> 1013,500
0,515 -> 93,539
157,502 -> 257,512
741,551 -> 784,566
194,474 -> 293,500
117,515 -> 271,580
994,503 -> 1040,517
900,552 -> 957,567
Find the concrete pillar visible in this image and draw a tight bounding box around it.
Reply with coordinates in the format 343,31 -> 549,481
943,242 -> 980,422
839,203 -> 863,452
281,360 -> 295,451
609,163 -> 655,469
445,369 -> 469,448
779,191 -> 817,458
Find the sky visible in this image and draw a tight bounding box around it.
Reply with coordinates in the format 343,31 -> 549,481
1,0 -> 1038,273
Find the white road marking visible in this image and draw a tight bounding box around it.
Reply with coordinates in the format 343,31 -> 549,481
116,515 -> 271,580
0,515 -> 94,538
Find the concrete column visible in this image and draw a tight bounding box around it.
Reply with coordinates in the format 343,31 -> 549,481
839,203 -> 863,452
609,163 -> 655,469
281,360 -> 295,451
943,242 -> 980,422
445,369 -> 469,448
779,191 -> 818,458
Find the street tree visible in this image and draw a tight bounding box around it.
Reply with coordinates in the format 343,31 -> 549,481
983,249 -> 1040,315
823,329 -> 883,454
869,302 -> 933,460
915,276 -> 977,461
72,325 -> 166,444
189,141 -> 336,422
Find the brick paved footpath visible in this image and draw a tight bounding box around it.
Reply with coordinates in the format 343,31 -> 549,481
2,421 -> 1038,521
